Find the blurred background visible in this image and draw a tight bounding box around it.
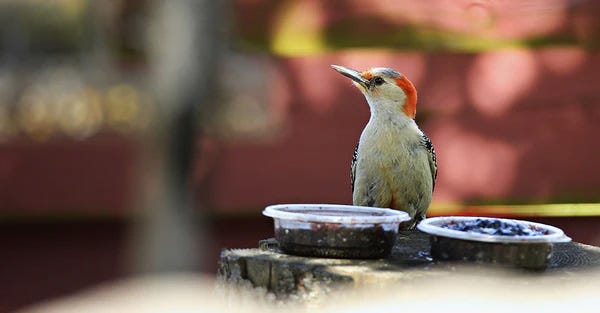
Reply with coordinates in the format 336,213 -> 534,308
1,0 -> 600,311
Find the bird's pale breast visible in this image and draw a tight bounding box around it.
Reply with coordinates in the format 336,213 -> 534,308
353,122 -> 433,222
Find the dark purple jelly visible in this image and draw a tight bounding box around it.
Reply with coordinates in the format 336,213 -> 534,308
442,218 -> 550,236
275,222 -> 397,259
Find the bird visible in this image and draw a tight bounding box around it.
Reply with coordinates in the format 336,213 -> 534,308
331,65 -> 437,229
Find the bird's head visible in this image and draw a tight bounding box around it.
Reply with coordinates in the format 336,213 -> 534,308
331,65 -> 417,120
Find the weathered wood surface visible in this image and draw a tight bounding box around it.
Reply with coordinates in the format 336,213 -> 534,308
218,230 -> 600,299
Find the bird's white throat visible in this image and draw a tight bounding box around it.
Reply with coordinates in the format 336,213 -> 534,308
365,96 -> 416,131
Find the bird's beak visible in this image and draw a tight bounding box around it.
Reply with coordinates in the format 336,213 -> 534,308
331,64 -> 369,89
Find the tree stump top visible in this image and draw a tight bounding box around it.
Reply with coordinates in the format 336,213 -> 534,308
218,230 -> 600,299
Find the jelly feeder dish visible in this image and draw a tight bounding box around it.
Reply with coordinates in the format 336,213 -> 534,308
263,204 -> 410,259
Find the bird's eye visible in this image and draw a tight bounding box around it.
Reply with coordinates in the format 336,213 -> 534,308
373,77 -> 385,86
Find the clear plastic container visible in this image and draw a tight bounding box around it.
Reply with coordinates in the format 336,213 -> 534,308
417,216 -> 571,269
263,204 -> 410,259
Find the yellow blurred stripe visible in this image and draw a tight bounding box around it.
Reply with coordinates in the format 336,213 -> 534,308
429,202 -> 600,217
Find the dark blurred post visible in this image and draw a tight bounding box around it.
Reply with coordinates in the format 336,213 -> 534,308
130,0 -> 223,273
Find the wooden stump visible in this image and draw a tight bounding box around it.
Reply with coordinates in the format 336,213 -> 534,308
218,230 -> 600,300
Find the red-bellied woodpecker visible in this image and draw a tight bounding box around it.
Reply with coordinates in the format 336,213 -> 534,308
332,65 -> 437,229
